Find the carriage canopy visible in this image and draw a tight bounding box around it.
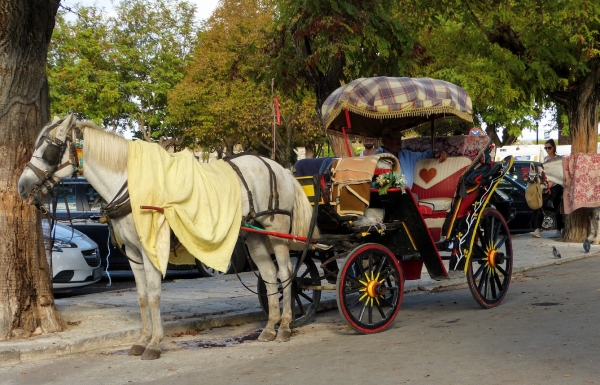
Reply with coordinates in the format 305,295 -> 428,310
322,77 -> 473,139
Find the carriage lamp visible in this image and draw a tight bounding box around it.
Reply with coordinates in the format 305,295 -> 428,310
52,239 -> 77,252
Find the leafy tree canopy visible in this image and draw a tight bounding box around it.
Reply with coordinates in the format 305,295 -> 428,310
48,0 -> 198,146
168,0 -> 325,165
406,0 -> 600,150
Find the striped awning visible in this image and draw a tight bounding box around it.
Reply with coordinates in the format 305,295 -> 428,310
322,77 -> 473,137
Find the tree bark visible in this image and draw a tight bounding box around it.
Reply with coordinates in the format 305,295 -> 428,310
550,58 -> 600,242
0,1 -> 64,340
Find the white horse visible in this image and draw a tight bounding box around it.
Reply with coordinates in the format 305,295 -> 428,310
18,115 -> 318,360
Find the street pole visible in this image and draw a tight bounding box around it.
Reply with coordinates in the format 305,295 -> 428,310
271,78 -> 276,160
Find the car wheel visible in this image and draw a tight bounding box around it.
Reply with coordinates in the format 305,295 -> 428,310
195,239 -> 248,277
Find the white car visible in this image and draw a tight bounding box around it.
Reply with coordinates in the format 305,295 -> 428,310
45,222 -> 103,292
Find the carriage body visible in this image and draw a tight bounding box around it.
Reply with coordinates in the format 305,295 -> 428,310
275,77 -> 515,333
295,135 -> 512,280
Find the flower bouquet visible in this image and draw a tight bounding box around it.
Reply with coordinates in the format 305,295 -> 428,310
375,171 -> 406,195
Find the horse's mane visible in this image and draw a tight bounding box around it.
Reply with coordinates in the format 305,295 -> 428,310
77,121 -> 128,173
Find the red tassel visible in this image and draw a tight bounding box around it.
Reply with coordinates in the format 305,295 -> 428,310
274,96 -> 281,126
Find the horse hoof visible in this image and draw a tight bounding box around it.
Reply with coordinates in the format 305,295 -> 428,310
141,347 -> 162,360
258,329 -> 277,342
128,344 -> 146,356
276,328 -> 292,342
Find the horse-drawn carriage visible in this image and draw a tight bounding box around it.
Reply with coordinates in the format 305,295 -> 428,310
18,76 -> 514,359
256,77 -> 515,333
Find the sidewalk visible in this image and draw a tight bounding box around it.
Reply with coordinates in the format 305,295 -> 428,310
1,231 -> 597,365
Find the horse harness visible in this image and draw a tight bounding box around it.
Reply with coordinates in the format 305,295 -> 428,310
223,153 -> 292,223
30,123 -> 290,263
91,153 -> 292,264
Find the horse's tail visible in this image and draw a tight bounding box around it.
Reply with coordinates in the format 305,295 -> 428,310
291,174 -> 321,240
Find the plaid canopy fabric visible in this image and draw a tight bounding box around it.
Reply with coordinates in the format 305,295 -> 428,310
322,77 -> 473,131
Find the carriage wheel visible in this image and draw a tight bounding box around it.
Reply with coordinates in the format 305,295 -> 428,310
257,256 -> 321,328
467,208 -> 513,309
336,244 -> 404,334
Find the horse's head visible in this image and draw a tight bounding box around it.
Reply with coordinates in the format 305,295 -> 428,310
18,114 -> 80,207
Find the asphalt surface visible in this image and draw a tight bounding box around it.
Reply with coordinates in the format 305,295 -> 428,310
0,230 -> 597,365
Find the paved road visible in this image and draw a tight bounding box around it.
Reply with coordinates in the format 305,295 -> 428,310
4,256 -> 600,385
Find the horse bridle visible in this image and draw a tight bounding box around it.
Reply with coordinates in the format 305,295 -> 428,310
26,119 -> 80,211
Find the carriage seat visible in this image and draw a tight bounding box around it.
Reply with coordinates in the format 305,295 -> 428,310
412,156 -> 473,213
411,156 -> 472,242
330,154 -> 399,216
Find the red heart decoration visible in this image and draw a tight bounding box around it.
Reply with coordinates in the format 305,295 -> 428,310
419,168 -> 437,184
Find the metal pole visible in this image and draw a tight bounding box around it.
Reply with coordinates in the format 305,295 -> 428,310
430,118 -> 435,154
271,78 -> 276,160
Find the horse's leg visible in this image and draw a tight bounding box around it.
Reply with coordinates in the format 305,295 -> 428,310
270,236 -> 293,342
247,233 -> 280,342
128,255 -> 152,356
140,256 -> 164,360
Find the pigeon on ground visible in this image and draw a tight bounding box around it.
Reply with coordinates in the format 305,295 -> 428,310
584,238 -> 591,253
552,246 -> 561,258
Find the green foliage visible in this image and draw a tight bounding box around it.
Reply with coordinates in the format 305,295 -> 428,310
48,0 -> 198,143
408,0 -> 600,149
48,9 -> 131,126
168,0 -> 325,165
271,0 -> 416,108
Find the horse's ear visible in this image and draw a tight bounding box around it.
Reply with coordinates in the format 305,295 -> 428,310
55,114 -> 76,142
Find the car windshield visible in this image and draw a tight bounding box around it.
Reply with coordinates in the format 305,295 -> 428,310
51,184 -> 78,211
85,185 -> 102,210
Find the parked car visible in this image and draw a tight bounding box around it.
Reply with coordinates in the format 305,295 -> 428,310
48,178 -> 247,276
495,161 -> 558,232
44,221 -> 103,292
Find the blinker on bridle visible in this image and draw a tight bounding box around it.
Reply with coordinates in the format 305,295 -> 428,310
40,135 -> 65,166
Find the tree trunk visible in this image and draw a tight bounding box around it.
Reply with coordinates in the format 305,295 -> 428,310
0,1 -> 64,340
564,210 -> 589,243
551,58 -> 600,242
225,143 -> 234,157
565,91 -> 599,154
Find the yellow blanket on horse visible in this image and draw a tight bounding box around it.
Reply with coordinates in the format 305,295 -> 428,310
128,141 -> 242,276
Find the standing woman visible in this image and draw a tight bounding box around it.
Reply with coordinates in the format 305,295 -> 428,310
531,139 -> 564,238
